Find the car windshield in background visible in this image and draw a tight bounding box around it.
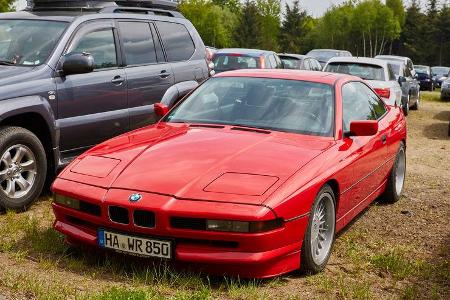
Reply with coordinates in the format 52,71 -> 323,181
165,77 -> 334,137
0,20 -> 67,66
431,67 -> 449,76
325,63 -> 385,81
280,57 -> 302,69
213,55 -> 260,72
308,51 -> 338,62
415,66 -> 429,74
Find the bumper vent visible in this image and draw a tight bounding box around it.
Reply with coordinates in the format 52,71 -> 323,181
109,206 -> 129,224
133,210 -> 155,228
80,201 -> 101,216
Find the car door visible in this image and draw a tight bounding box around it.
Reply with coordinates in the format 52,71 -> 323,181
342,82 -> 389,210
117,21 -> 174,129
56,20 -> 128,153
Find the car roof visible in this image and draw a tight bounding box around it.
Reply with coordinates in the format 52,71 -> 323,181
326,56 -> 388,68
0,11 -> 77,21
215,48 -> 274,56
214,69 -> 357,85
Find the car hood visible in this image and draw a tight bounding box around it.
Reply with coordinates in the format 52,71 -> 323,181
60,123 -> 334,205
0,65 -> 35,85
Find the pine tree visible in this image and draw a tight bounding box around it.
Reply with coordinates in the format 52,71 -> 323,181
234,0 -> 261,48
279,0 -> 310,53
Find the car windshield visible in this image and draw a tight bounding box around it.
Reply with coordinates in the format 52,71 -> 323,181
431,67 -> 449,76
213,54 -> 260,72
325,62 -> 385,81
0,19 -> 68,66
415,65 -> 429,74
165,77 -> 335,137
280,57 -> 302,69
307,50 -> 338,62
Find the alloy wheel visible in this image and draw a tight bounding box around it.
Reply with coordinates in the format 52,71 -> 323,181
395,147 -> 406,196
0,144 -> 37,199
310,192 -> 335,266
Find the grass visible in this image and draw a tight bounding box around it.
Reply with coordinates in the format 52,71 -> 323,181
421,89 -> 446,102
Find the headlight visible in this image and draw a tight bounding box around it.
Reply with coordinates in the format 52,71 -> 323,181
171,217 -> 284,233
54,194 -> 80,210
207,219 -> 283,233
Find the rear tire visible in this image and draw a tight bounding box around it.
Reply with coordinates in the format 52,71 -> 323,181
402,96 -> 409,116
380,142 -> 406,203
410,92 -> 419,110
300,185 -> 336,274
0,127 -> 47,211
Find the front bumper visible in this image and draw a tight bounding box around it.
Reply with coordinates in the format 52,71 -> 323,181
52,180 -> 308,278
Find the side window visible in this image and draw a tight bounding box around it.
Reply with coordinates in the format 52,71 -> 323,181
387,64 -> 396,80
342,82 -> 378,132
119,21 -> 157,66
268,55 -> 277,68
156,22 -> 195,62
404,65 -> 411,77
303,59 -> 311,70
274,54 -> 283,68
71,29 -> 117,70
358,83 -> 387,118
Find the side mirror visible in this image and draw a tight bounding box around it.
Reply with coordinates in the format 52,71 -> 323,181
398,76 -> 406,85
61,52 -> 94,76
348,120 -> 378,137
154,103 -> 169,117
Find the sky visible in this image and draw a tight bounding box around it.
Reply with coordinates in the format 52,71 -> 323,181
13,0 -> 437,16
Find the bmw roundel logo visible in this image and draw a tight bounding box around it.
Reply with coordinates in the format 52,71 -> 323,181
129,193 -> 142,202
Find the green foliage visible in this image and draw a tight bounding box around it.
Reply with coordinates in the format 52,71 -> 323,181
0,0 -> 14,12
279,1 -> 313,53
234,0 -> 261,49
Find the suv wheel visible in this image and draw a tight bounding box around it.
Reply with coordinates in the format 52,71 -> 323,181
0,127 -> 47,210
411,92 -> 419,110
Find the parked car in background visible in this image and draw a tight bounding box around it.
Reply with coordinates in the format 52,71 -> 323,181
388,61 -> 421,115
278,54 -> 322,71
441,78 -> 450,100
375,55 -> 416,77
414,65 -> 434,91
212,48 -> 283,73
431,66 -> 450,87
0,0 -> 209,210
52,69 -> 407,278
306,49 -> 352,67
324,57 -> 402,107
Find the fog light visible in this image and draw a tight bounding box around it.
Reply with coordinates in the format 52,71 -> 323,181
54,194 -> 80,210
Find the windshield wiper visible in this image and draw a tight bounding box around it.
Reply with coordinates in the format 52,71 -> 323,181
0,60 -> 16,66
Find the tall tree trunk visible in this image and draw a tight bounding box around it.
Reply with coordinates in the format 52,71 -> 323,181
363,31 -> 366,57
374,29 -> 378,57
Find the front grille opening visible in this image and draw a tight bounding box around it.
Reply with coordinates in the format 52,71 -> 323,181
109,206 -> 129,224
80,201 -> 101,217
171,217 -> 206,230
133,210 -> 155,228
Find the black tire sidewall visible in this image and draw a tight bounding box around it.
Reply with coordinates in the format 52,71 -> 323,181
0,127 -> 47,210
382,142 -> 406,203
301,185 -> 336,274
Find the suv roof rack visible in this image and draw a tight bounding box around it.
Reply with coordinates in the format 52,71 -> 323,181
27,0 -> 181,17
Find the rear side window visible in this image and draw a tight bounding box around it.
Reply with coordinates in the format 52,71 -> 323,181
156,22 -> 195,62
268,55 -> 276,68
213,55 -> 259,72
280,57 -> 301,69
119,22 -> 157,65
387,64 -> 397,80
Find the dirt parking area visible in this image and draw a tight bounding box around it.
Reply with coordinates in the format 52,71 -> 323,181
0,93 -> 449,300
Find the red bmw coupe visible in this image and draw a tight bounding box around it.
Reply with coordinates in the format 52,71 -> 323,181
51,70 -> 407,278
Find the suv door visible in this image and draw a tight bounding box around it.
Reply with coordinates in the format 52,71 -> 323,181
342,81 -> 389,209
117,21 -> 174,128
155,21 -> 205,83
56,20 -> 128,154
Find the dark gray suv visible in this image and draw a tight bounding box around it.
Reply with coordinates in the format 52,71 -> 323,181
0,0 -> 209,210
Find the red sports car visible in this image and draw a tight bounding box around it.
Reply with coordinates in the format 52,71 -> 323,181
51,70 -> 407,278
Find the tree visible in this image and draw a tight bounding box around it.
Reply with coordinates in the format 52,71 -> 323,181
234,0 -> 261,48
255,0 -> 281,51
279,0 -> 312,53
0,0 -> 15,12
398,0 -> 425,62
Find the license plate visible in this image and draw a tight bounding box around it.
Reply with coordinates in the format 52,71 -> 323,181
97,229 -> 172,259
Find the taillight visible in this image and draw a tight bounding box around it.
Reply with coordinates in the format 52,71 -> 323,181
206,48 -> 215,76
374,88 -> 391,99
260,56 -> 265,69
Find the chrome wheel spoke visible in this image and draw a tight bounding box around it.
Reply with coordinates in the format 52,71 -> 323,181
2,151 -> 12,166
12,147 -> 26,163
0,170 -> 7,184
5,179 -> 16,197
21,160 -> 36,173
16,176 -> 30,191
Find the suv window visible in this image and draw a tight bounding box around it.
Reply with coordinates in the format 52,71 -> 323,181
119,22 -> 157,66
156,22 -> 195,62
342,82 -> 384,131
387,64 -> 397,80
71,29 -> 117,70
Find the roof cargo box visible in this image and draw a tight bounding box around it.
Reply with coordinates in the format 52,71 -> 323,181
28,0 -> 179,10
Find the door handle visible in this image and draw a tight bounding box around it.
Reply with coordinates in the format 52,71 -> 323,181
111,75 -> 124,85
380,134 -> 387,145
159,70 -> 170,79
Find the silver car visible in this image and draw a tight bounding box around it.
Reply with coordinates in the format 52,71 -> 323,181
324,57 -> 402,107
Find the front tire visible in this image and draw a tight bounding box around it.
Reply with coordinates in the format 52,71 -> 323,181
0,127 -> 47,211
402,95 -> 410,116
410,92 -> 419,110
301,185 -> 336,274
381,142 -> 406,203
